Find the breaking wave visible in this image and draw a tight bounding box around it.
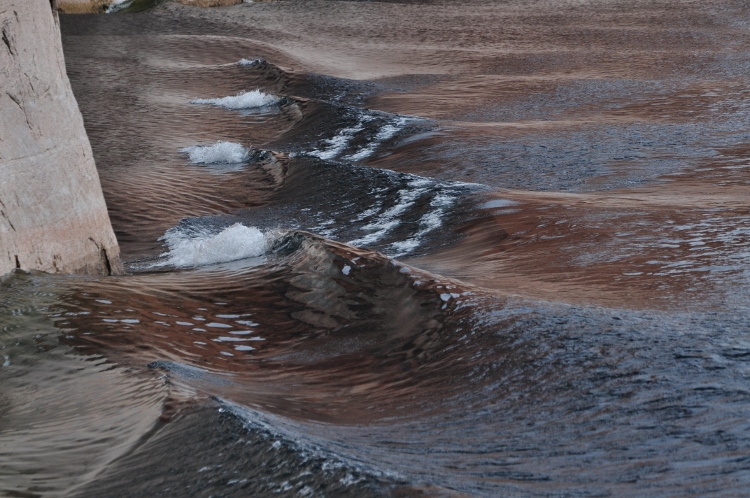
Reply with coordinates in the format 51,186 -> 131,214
179,142 -> 250,164
153,223 -> 274,268
191,90 -> 280,110
105,0 -> 131,13
237,58 -> 263,67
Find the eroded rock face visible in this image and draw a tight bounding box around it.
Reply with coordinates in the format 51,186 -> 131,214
0,0 -> 122,275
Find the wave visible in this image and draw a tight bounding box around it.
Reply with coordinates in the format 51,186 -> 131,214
212,154 -> 477,258
179,142 -> 250,165
237,58 -> 263,67
191,90 -> 280,110
152,223 -> 274,268
70,401 -> 416,497
347,177 -> 433,248
307,110 -> 413,162
385,190 -> 458,257
309,116 -> 371,160
105,0 -> 131,13
343,116 -> 411,161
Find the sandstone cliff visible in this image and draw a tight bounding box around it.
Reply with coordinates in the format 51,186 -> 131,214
0,0 -> 122,275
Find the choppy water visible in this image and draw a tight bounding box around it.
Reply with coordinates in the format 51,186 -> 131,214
4,1 -> 750,496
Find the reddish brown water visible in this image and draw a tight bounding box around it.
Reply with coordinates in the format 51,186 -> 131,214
3,1 -> 750,496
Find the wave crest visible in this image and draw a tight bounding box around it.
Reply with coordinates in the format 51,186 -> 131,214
179,142 -> 250,164
191,90 -> 280,110
156,223 -> 273,268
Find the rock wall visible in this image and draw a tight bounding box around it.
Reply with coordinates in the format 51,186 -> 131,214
0,0 -> 122,275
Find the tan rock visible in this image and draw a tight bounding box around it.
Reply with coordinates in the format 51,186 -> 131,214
0,0 -> 122,275
56,0 -> 108,14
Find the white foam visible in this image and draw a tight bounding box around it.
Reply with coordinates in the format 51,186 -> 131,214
348,177 -> 432,247
309,115 -> 372,160
191,90 -> 279,110
155,223 -> 272,268
106,0 -> 131,13
180,142 -> 249,164
238,58 -> 262,66
346,177 -> 460,258
389,190 -> 457,257
344,117 -> 410,161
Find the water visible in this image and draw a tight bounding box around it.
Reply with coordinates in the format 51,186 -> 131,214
4,1 -> 750,495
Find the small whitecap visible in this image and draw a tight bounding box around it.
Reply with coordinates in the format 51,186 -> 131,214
207,322 -> 232,328
342,265 -> 351,276
235,345 -> 255,351
176,321 -> 194,326
153,223 -> 273,268
191,90 -> 279,110
237,58 -> 262,66
96,299 -> 112,305
106,0 -> 131,13
180,142 -> 249,165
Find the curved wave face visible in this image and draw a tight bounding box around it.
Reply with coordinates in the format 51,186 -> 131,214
19,3 -> 750,497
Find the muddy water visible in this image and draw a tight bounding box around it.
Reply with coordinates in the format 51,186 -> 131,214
3,1 -> 750,496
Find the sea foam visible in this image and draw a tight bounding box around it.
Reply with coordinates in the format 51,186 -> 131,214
106,0 -> 131,13
191,90 -> 279,110
180,142 -> 249,164
158,223 -> 272,268
345,117 -> 410,161
237,58 -> 263,67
